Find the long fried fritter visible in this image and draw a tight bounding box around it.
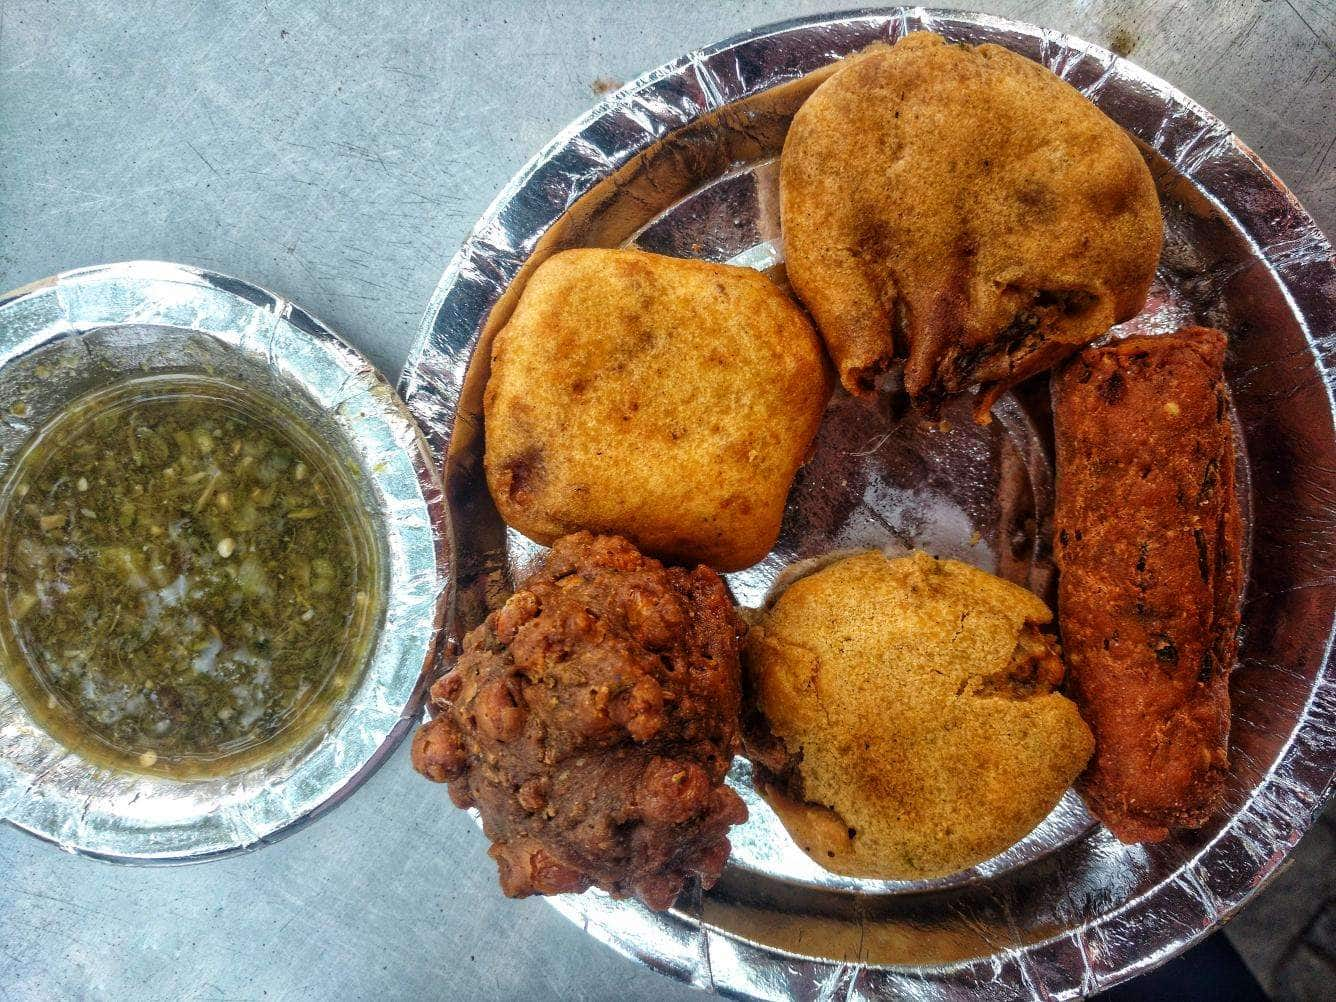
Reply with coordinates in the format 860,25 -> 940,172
1054,329 -> 1242,842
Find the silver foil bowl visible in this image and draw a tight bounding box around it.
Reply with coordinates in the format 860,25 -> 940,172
0,260 -> 446,862
401,8 -> 1336,999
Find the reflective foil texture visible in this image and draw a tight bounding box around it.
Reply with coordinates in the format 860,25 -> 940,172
400,8 -> 1336,1000
0,261 -> 446,862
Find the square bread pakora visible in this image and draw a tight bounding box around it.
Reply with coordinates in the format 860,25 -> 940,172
483,248 -> 832,571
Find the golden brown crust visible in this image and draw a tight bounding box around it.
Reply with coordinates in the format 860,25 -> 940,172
742,550 -> 1093,879
780,32 -> 1162,419
484,247 -> 832,571
1054,327 -> 1242,843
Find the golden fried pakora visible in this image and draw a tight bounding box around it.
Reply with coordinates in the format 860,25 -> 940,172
484,247 -> 832,571
743,550 -> 1093,879
780,32 -> 1162,419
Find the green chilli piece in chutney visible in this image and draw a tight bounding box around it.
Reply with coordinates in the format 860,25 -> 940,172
0,375 -> 382,778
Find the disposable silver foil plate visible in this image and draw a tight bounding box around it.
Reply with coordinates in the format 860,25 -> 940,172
0,261 -> 446,862
399,8 -> 1336,999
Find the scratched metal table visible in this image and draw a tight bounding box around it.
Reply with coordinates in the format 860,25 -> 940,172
0,2 -> 1332,1000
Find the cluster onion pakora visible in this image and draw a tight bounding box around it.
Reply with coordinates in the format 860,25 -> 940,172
412,532 -> 748,910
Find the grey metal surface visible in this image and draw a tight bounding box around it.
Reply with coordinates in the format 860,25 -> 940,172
0,2 -> 1332,1001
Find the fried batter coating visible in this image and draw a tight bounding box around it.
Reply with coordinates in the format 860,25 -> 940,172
743,551 -> 1092,879
484,248 -> 832,571
780,32 -> 1162,419
412,532 -> 748,910
1054,329 -> 1242,843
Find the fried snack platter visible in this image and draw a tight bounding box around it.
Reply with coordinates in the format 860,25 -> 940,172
399,9 -> 1336,1000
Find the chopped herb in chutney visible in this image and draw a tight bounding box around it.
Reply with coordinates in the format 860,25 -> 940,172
0,376 -> 381,777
